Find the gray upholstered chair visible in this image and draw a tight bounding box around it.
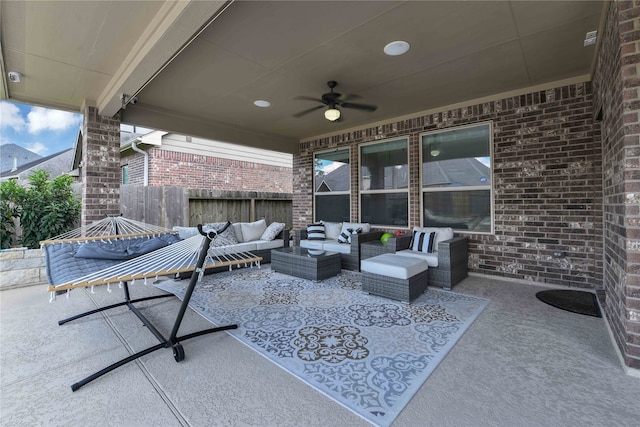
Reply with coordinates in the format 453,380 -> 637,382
384,230 -> 469,290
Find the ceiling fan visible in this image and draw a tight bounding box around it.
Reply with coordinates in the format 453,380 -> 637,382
293,81 -> 377,121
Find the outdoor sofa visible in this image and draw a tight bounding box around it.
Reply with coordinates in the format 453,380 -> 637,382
295,221 -> 382,271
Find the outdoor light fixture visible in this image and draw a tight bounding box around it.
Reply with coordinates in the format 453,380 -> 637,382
325,108 -> 341,121
384,40 -> 410,56
8,71 -> 22,82
430,149 -> 441,157
253,100 -> 271,107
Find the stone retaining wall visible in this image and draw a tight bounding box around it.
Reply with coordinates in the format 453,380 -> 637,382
0,248 -> 47,291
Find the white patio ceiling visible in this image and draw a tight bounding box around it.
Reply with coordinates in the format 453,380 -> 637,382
1,1 -> 605,154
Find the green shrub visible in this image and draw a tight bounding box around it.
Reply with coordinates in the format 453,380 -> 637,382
0,171 -> 81,249
0,180 -> 23,249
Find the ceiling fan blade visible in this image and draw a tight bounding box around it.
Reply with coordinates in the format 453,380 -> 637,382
292,105 -> 325,118
293,96 -> 324,103
340,102 -> 377,112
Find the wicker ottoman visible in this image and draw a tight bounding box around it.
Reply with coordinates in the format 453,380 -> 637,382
360,253 -> 428,302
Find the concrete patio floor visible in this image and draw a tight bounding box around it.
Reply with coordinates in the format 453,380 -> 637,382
1,270 -> 640,426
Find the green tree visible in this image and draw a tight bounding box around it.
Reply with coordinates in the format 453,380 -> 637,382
0,180 -> 24,249
1,171 -> 81,249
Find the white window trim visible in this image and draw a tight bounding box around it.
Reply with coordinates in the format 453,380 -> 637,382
419,121 -> 494,235
313,147 -> 351,223
359,136 -> 410,227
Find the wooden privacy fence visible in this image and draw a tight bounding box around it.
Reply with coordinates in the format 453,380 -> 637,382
120,185 -> 292,229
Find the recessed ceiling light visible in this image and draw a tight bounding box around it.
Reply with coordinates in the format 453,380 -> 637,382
253,100 -> 271,107
384,41 -> 410,56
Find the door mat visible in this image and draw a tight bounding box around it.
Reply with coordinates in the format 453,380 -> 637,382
535,289 -> 602,317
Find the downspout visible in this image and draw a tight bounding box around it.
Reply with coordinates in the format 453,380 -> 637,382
131,141 -> 148,186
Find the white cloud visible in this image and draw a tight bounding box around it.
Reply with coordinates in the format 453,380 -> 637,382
0,101 -> 26,132
25,142 -> 48,155
27,107 -> 81,134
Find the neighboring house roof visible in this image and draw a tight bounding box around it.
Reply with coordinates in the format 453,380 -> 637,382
315,163 -> 350,192
318,158 -> 490,192
0,144 -> 42,173
0,148 -> 75,183
423,158 -> 491,187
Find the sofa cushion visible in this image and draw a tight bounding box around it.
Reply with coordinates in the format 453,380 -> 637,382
410,231 -> 436,253
307,223 -> 325,240
260,222 -> 286,241
207,241 -> 257,256
413,226 -> 454,250
231,223 -> 244,242
255,239 -> 285,250
361,253 -> 428,280
321,221 -> 343,240
322,241 -> 351,254
239,219 -> 267,242
300,239 -> 326,250
396,249 -> 439,267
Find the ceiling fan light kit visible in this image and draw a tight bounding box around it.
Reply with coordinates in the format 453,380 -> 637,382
324,108 -> 341,121
294,80 -> 377,122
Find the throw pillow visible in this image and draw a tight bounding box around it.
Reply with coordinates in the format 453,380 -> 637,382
260,222 -> 285,241
307,223 -> 325,240
239,219 -> 268,242
204,222 -> 239,247
413,226 -> 453,250
411,230 -> 436,253
338,227 -> 362,244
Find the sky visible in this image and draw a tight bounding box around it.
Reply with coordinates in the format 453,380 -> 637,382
0,100 -> 82,156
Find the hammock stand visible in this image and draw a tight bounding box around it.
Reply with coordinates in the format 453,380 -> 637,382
46,221 -> 243,391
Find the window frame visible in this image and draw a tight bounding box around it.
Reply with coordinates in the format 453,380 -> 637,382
419,121 -> 494,234
313,147 -> 351,223
358,136 -> 410,228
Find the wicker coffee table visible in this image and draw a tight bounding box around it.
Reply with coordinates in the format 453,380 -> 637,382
271,247 -> 341,281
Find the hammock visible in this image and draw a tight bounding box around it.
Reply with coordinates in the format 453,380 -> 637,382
42,218 -> 254,391
41,215 -> 175,244
42,216 -> 261,298
46,234 -> 262,294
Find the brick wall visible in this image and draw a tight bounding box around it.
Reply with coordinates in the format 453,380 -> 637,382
295,81 -> 603,290
81,106 -> 121,226
122,148 -> 292,193
593,0 -> 640,370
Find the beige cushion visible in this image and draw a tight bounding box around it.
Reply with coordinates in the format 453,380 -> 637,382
322,241 -> 351,254
361,253 -> 428,280
321,221 -> 343,240
396,249 -> 439,267
239,219 -> 267,242
300,239 -> 326,250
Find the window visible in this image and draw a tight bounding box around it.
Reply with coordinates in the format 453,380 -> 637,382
121,165 -> 129,184
360,138 -> 409,227
314,149 -> 350,222
421,122 -> 492,233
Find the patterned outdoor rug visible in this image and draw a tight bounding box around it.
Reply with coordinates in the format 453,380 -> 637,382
156,266 -> 489,427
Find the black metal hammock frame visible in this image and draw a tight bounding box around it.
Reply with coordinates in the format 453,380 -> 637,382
57,223 -> 239,391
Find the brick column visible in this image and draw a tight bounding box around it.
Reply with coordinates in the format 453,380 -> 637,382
81,106 -> 121,226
